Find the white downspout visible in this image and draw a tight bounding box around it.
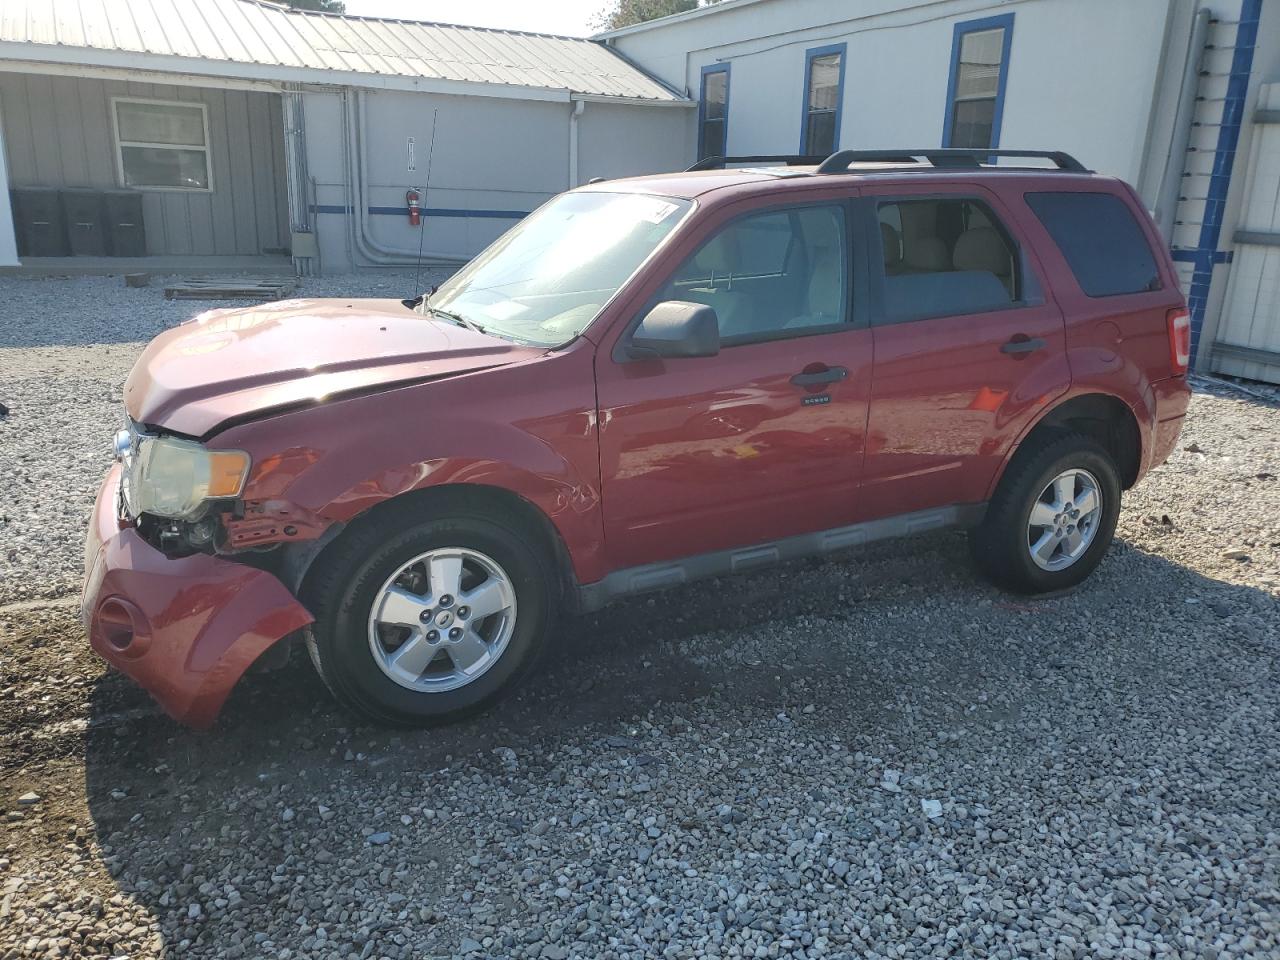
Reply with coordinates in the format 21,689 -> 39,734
0,102 -> 19,267
568,98 -> 585,189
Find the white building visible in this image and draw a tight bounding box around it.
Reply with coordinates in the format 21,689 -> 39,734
600,0 -> 1280,380
1,0 -> 1278,383
0,0 -> 692,275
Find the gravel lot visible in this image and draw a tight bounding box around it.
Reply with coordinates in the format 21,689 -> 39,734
1,274 -> 1278,960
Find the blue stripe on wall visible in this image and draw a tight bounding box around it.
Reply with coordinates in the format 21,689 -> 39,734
1171,249 -> 1232,265
1182,0 -> 1261,359
310,204 -> 528,220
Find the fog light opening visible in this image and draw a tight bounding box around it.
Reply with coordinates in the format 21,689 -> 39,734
98,599 -> 136,652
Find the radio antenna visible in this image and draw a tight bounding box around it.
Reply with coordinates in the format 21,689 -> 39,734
414,108 -> 439,299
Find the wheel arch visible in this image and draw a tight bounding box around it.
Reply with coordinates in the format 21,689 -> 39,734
295,483 -> 577,611
995,392 -> 1144,495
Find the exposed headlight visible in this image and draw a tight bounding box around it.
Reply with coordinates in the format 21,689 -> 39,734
118,433 -> 250,520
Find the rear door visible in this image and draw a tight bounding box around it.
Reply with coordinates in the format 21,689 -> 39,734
594,194 -> 874,571
857,182 -> 1069,520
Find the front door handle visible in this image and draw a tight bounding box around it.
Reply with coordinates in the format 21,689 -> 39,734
790,366 -> 849,387
1000,336 -> 1046,355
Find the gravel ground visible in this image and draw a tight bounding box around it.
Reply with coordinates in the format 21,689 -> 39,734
1,274 -> 1278,960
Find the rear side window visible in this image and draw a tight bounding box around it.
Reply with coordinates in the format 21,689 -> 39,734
876,197 -> 1020,321
1025,191 -> 1160,297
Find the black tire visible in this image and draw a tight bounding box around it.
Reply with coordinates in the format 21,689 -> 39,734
970,431 -> 1121,595
302,503 -> 555,726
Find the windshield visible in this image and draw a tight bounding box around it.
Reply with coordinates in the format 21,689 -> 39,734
426,191 -> 693,347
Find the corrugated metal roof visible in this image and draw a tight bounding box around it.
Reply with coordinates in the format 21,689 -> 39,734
0,0 -> 684,101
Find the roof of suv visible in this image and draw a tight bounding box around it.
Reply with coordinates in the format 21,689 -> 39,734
578,148 -> 1110,203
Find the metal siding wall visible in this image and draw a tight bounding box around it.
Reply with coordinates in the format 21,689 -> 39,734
611,0 -> 1168,182
348,90 -> 569,266
0,98 -> 16,265
302,88 -> 691,272
0,71 -> 288,256
575,102 -> 691,185
1212,82 -> 1280,382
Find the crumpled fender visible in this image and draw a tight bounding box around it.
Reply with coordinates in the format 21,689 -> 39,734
83,466 -> 314,729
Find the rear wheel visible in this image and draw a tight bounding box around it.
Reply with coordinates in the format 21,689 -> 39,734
971,432 -> 1121,594
303,506 -> 554,726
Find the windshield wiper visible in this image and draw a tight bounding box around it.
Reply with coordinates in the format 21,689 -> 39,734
427,306 -> 487,335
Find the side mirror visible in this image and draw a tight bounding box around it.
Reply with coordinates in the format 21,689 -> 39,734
628,301 -> 720,360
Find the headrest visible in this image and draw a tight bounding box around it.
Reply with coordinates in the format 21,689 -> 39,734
953,227 -> 1011,276
903,236 -> 950,272
802,210 -> 841,250
880,222 -> 902,268
694,232 -> 738,277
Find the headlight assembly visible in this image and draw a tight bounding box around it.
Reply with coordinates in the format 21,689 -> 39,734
118,432 -> 250,521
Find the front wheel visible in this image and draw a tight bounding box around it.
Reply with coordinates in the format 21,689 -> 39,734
303,506 -> 554,726
970,432 -> 1122,594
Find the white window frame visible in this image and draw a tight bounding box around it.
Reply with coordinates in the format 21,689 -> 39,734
111,97 -> 214,193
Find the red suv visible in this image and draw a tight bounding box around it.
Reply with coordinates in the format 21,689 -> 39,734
83,149 -> 1192,728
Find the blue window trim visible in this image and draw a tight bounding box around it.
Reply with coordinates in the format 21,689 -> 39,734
698,62 -> 731,160
799,42 -> 847,155
941,13 -> 1014,149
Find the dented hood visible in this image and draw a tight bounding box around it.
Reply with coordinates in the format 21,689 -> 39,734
124,298 -> 541,437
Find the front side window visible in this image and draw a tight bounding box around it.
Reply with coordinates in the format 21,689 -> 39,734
661,204 -> 849,343
877,197 -> 1020,321
698,66 -> 730,160
114,99 -> 211,190
429,191 -> 692,347
943,16 -> 1013,150
801,45 -> 845,156
1025,191 -> 1161,297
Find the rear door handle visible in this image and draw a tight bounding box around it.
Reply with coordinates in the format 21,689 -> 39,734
1000,336 -> 1046,355
790,366 -> 849,387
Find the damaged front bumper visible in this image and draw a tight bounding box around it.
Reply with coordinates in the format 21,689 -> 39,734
81,465 -> 314,729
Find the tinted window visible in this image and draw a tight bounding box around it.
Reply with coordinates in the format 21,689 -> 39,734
663,205 -> 848,342
1025,191 -> 1161,297
876,198 -> 1019,320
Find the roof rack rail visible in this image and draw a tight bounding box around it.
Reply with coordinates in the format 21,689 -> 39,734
814,149 -> 1089,174
687,154 -> 826,171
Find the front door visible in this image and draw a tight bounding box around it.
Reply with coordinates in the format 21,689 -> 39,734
595,198 -> 873,570
857,184 -> 1069,520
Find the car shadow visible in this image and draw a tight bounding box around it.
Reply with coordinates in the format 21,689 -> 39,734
81,530 -> 1278,955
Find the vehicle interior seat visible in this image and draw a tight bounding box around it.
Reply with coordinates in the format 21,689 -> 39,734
681,233 -> 756,338
786,210 -> 845,329
881,222 -> 904,274
953,226 -> 1015,295
900,236 -> 951,273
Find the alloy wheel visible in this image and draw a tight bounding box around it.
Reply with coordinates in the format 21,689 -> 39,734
367,547 -> 517,692
1026,468 -> 1103,572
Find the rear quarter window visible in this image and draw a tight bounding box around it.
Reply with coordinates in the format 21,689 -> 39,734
1025,191 -> 1161,297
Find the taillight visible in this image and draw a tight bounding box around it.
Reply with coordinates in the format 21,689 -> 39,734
1167,308 -> 1191,374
